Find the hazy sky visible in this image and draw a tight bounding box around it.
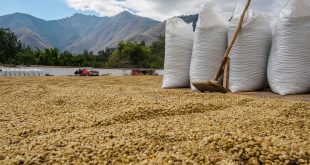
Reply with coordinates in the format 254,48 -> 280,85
0,0 -> 97,20
0,0 -> 285,21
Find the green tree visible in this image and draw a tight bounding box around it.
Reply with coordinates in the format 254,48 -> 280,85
107,41 -> 131,68
0,28 -> 22,64
0,28 -> 165,68
107,41 -> 151,68
148,35 -> 165,69
80,50 -> 95,67
34,49 -> 45,65
59,51 -> 73,66
44,48 -> 60,66
98,48 -> 113,63
15,46 -> 35,65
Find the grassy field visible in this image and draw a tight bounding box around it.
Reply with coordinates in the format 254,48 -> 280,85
0,76 -> 309,164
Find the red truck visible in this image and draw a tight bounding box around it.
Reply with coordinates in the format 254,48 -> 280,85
74,68 -> 99,76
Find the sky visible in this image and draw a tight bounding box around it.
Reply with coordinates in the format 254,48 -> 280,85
0,0 -> 285,21
0,0 -> 97,20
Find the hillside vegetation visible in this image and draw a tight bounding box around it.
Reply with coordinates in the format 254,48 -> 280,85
0,12 -> 198,68
0,28 -> 165,69
0,12 -> 198,54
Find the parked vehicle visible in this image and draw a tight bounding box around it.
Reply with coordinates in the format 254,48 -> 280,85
88,70 -> 100,76
74,68 -> 99,76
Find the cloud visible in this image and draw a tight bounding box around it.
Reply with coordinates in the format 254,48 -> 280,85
65,0 -> 125,16
65,0 -> 285,21
65,0 -> 208,20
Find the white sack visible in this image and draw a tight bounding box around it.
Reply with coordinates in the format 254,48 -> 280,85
268,0 -> 310,95
190,3 -> 228,90
25,70 -> 30,76
16,69 -> 21,76
12,69 -> 16,76
7,69 -> 12,76
39,69 -> 44,76
162,18 -> 194,88
2,69 -> 7,76
229,9 -> 272,92
29,69 -> 35,76
20,69 -> 25,76
34,69 -> 39,76
8,69 -> 12,76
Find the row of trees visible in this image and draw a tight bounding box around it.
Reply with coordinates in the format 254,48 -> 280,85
108,37 -> 164,68
17,48 -> 115,68
0,28 -> 165,69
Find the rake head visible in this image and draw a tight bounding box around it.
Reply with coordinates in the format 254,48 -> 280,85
192,80 -> 229,93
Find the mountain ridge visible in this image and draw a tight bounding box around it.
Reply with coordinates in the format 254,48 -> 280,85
0,12 -> 160,53
0,12 -> 199,53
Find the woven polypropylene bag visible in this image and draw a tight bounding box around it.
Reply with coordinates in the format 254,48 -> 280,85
229,10 -> 272,92
268,0 -> 310,95
190,3 -> 228,90
162,18 -> 194,89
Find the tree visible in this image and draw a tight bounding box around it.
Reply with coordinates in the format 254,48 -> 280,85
148,35 -> 165,69
98,48 -> 113,63
0,28 -> 22,64
15,46 -> 35,65
48,48 -> 61,66
34,48 -> 45,65
107,41 -> 151,68
59,51 -> 73,66
0,28 -> 165,69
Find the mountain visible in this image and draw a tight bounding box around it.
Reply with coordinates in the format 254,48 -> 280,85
179,14 -> 199,31
0,12 -> 198,53
128,14 -> 198,45
65,11 -> 160,53
0,12 -> 160,53
127,22 -> 166,44
14,28 -> 51,49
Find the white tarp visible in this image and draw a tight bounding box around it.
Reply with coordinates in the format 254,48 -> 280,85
162,18 -> 194,88
190,2 -> 228,90
228,6 -> 272,92
268,0 -> 310,95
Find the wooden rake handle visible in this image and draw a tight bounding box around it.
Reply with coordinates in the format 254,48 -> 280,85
213,0 -> 252,81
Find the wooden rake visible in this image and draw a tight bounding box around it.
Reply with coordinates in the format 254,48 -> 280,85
192,0 -> 252,93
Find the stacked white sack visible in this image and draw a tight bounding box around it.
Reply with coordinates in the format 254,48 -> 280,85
34,69 -> 40,76
7,68 -> 13,76
39,69 -> 44,76
20,69 -> 25,76
162,18 -> 194,88
1,69 -> 7,76
268,0 -> 310,95
190,3 -> 228,90
229,9 -> 272,92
